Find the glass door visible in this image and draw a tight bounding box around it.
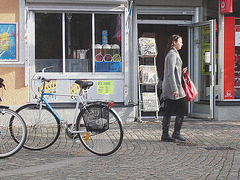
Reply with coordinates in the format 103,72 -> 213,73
188,20 -> 216,119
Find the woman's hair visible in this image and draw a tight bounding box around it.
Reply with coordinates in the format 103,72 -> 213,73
164,34 -> 182,57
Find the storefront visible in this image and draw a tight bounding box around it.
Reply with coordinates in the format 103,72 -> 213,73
1,0 -> 240,121
131,0 -> 240,120
24,0 -> 130,105
131,0 -> 216,119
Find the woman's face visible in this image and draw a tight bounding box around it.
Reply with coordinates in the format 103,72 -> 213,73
174,37 -> 183,50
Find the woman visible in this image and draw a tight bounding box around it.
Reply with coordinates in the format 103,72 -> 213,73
161,34 -> 187,142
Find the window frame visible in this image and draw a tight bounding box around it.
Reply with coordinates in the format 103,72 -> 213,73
34,12 -> 124,74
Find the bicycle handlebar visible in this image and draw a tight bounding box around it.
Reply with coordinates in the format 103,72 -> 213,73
37,66 -> 53,83
37,76 -> 51,83
37,66 -> 54,72
43,66 -> 54,72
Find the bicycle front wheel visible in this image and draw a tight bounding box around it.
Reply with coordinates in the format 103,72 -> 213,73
15,104 -> 60,150
0,108 -> 27,158
76,104 -> 123,156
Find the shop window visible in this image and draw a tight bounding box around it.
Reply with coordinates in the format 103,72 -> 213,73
35,13 -> 63,72
224,0 -> 240,99
95,14 -> 122,72
65,14 -> 92,72
35,13 -> 122,73
234,18 -> 240,98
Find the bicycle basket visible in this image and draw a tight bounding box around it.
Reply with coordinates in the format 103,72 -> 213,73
83,106 -> 109,133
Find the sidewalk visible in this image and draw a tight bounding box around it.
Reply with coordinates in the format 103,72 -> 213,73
0,119 -> 240,179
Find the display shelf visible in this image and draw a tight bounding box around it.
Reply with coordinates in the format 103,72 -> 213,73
138,37 -> 159,121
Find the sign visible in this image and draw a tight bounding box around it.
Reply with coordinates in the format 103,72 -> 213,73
220,0 -> 233,14
224,17 -> 235,99
97,81 -> 114,94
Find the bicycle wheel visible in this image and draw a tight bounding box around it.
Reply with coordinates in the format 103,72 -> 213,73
76,104 -> 123,156
15,104 -> 60,150
0,108 -> 27,158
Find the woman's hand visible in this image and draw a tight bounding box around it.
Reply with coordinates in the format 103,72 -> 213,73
183,67 -> 188,74
173,91 -> 179,98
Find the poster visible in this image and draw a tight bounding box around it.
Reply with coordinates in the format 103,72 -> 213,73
102,30 -> 108,45
97,81 -> 114,94
0,23 -> 17,61
70,80 -> 80,101
235,25 -> 240,46
38,79 -> 57,101
201,25 -> 210,75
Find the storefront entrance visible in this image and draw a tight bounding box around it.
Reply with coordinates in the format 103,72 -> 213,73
188,20 -> 217,119
137,20 -> 216,119
138,24 -> 188,116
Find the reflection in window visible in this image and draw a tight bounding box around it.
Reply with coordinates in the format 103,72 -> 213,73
35,13 -> 62,72
95,14 -> 122,72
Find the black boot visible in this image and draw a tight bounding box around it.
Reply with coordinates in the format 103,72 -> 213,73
172,116 -> 186,141
161,116 -> 175,142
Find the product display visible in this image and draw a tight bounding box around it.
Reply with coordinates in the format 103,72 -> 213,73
139,65 -> 158,84
138,37 -> 159,119
138,37 -> 157,57
141,93 -> 159,111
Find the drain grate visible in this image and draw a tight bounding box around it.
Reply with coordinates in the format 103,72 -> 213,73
176,142 -> 198,147
205,147 -> 235,151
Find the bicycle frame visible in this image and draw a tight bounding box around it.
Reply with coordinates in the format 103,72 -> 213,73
34,66 -> 123,134
37,88 -> 87,134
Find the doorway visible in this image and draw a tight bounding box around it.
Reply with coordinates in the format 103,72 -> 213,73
138,24 -> 189,116
137,20 -> 216,119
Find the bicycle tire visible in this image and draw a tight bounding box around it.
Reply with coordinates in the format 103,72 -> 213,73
15,104 -> 60,150
76,104 -> 123,156
0,108 -> 27,158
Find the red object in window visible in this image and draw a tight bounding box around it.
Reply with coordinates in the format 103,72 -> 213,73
220,0 -> 233,14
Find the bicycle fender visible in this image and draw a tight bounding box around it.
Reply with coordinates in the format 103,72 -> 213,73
110,107 -> 124,129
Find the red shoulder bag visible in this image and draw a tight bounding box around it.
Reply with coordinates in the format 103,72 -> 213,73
182,71 -> 198,101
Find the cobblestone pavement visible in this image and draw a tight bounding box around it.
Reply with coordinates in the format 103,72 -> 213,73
0,119 -> 240,180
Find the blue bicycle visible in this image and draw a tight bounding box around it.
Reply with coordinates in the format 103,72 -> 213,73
15,67 -> 124,156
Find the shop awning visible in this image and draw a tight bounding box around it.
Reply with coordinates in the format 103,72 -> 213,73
134,0 -> 203,7
26,0 -> 128,11
26,0 -> 128,5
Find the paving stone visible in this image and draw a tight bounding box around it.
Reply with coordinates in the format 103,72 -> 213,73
0,119 -> 240,179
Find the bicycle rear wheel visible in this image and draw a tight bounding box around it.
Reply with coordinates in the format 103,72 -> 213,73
76,104 -> 123,156
0,108 -> 27,158
15,104 -> 60,150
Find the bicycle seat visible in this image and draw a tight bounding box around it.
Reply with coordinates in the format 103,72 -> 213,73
75,80 -> 93,89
